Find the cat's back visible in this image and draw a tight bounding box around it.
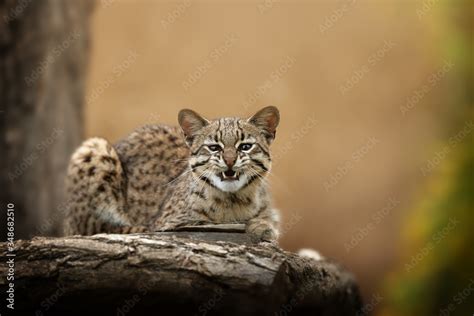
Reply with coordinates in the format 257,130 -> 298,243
114,124 -> 189,223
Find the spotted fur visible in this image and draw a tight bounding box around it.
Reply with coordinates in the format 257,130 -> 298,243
64,106 -> 280,241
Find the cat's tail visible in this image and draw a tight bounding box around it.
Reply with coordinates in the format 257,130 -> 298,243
64,137 -> 129,235
298,248 -> 324,261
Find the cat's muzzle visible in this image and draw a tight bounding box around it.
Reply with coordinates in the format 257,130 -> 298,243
219,169 -> 240,181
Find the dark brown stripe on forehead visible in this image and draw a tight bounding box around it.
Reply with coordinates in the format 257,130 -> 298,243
235,120 -> 243,141
217,119 -> 222,139
235,120 -> 240,138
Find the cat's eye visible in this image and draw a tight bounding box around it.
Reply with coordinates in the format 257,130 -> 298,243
239,143 -> 253,151
207,144 -> 222,152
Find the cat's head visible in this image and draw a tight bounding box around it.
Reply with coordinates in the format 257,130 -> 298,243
178,106 -> 280,193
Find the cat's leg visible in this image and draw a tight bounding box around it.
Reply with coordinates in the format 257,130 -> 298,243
64,138 -> 147,235
246,207 -> 280,242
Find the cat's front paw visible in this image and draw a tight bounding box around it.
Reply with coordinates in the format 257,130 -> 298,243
246,220 -> 279,242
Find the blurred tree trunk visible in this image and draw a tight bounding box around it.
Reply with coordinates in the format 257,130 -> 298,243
0,0 -> 94,240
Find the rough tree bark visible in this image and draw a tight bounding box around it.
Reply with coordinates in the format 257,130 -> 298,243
0,230 -> 362,315
0,0 -> 94,240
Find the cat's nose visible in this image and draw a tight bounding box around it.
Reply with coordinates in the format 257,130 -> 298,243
223,148 -> 237,168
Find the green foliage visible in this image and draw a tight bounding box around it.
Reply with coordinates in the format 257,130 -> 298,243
382,130 -> 473,316
380,1 -> 473,314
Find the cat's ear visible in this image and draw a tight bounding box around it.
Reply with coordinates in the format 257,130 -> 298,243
178,109 -> 209,145
248,106 -> 280,144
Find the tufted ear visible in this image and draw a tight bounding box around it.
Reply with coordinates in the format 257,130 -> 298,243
178,109 -> 209,145
248,106 -> 280,144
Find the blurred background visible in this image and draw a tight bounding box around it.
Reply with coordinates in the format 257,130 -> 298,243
1,0 -> 472,315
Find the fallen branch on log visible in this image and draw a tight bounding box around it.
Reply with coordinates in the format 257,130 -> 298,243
0,229 -> 362,315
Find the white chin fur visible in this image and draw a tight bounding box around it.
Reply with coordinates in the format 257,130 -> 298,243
210,174 -> 248,192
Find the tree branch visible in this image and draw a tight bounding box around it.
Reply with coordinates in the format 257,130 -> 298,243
0,231 -> 361,315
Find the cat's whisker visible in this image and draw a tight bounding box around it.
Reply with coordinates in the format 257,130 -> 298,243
192,169 -> 214,208
183,168 -> 210,209
251,169 -> 270,186
161,168 -> 193,187
245,167 -> 269,187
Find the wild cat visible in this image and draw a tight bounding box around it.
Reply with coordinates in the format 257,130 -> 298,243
63,106 -> 281,241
